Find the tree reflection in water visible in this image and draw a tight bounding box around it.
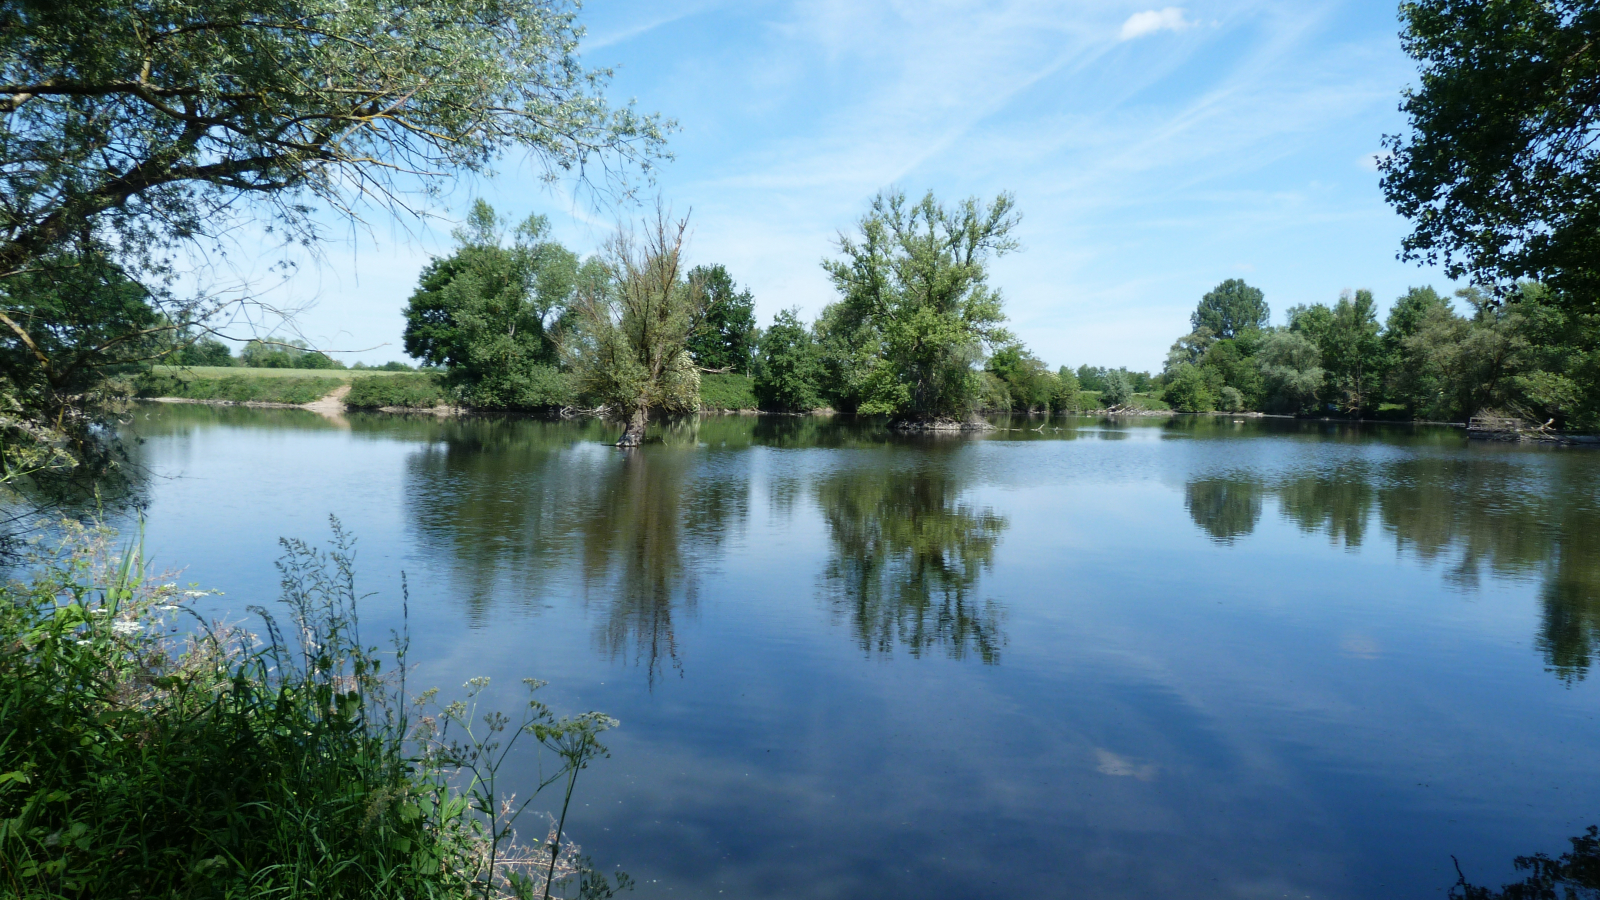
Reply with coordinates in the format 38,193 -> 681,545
1182,456 -> 1600,683
1451,826 -> 1600,899
574,421 -> 748,684
1184,477 -> 1263,544
814,467 -> 1007,663
403,415 -> 747,684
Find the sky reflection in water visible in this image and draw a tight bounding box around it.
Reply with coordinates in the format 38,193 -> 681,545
122,407 -> 1600,899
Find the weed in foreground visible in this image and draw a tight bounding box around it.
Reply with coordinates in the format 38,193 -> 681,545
0,518 -> 627,899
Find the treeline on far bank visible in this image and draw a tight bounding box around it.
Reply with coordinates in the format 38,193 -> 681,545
1155,278 -> 1600,427
375,196 -> 1164,419
379,196 -> 1596,428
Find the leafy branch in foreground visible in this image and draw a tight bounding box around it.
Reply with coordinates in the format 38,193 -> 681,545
1380,0 -> 1600,310
0,0 -> 672,502
0,517 -> 626,899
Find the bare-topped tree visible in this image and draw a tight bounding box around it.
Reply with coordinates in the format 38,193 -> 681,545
565,208 -> 705,447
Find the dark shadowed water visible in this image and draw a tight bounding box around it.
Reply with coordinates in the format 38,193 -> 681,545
118,404 -> 1600,899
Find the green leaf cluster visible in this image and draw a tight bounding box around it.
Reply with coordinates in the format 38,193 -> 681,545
1382,0 -> 1600,308
564,212 -> 704,443
753,308 -> 824,412
685,265 -> 757,374
402,200 -> 581,410
1159,277 -> 1600,427
818,190 -> 1018,420
344,374 -> 448,410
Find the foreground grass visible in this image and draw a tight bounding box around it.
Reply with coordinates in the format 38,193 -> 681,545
0,521 -> 625,899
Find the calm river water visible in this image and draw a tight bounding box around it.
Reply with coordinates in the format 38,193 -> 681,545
120,404 -> 1600,899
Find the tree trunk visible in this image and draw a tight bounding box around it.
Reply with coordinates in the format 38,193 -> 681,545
616,404 -> 648,447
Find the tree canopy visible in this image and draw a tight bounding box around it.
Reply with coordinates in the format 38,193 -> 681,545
685,265 -> 756,374
401,200 -> 578,408
1192,279 -> 1269,338
565,211 -> 704,445
820,189 -> 1019,421
1380,0 -> 1600,306
0,0 -> 668,484
0,0 -> 669,280
754,308 -> 822,412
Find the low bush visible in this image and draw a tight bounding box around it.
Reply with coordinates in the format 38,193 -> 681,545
700,373 -> 758,410
346,374 -> 448,409
0,521 -> 626,899
134,371 -> 343,404
463,365 -> 575,411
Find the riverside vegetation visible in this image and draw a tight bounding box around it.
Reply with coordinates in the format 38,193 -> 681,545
0,0 -> 668,894
4,0 -> 1600,895
0,519 -> 627,899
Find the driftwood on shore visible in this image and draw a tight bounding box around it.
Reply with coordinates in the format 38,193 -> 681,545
1467,413 -> 1600,446
1087,404 -> 1173,417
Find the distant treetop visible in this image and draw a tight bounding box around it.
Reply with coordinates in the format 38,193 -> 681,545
1192,279 -> 1269,339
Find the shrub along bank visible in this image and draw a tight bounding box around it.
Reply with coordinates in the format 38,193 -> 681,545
698,373 -> 758,411
345,373 -> 450,409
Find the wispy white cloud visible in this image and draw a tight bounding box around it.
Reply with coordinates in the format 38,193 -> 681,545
582,4 -> 715,50
1119,7 -> 1194,41
259,0 -> 1451,370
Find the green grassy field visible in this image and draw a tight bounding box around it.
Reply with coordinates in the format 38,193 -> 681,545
150,365 -> 417,382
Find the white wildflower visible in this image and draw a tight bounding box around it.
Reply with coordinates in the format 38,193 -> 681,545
111,620 -> 144,635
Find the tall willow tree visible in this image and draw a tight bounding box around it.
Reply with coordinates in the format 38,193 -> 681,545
566,212 -> 704,446
0,0 -> 669,480
820,189 -> 1018,424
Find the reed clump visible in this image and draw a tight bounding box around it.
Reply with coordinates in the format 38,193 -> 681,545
0,519 -> 625,899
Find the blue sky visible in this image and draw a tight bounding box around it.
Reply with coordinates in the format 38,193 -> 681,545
273,0 -> 1449,372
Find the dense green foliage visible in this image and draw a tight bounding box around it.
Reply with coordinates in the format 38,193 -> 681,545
241,338 -> 343,370
698,373 -> 758,411
345,374 -> 449,409
0,523 -> 622,899
684,265 -> 756,374
1192,279 -> 1270,338
1381,0 -> 1600,308
134,371 -> 343,404
164,337 -> 235,368
0,251 -> 167,484
818,190 -> 1018,420
1076,365 -> 1154,395
402,201 -> 581,411
1157,279 -> 1600,427
565,213 -> 703,444
983,345 -> 1059,412
753,309 -> 823,412
1054,367 -> 1082,411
